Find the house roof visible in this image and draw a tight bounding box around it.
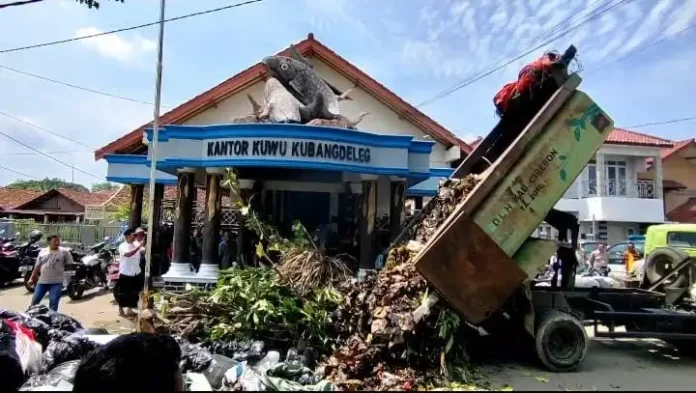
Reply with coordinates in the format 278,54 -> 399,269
0,188 -> 42,210
605,128 -> 674,148
1,187 -> 118,212
667,197 -> 696,223
95,33 -> 471,160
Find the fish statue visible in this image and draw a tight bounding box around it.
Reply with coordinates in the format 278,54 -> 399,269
307,112 -> 370,130
261,77 -> 302,123
287,44 -> 353,102
262,55 -> 342,121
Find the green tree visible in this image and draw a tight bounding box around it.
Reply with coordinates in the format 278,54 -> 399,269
91,182 -> 118,192
109,200 -> 149,224
8,178 -> 89,193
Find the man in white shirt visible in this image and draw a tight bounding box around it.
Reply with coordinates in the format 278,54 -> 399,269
118,228 -> 144,317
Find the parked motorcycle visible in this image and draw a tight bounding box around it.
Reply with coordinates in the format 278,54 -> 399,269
1,230 -> 42,288
66,237 -> 117,300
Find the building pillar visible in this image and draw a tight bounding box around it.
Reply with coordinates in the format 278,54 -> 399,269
359,179 -> 378,269
43,214 -> 49,224
163,168 -> 196,281
199,169 -> 223,282
151,184 -> 165,276
414,196 -> 423,210
389,181 -> 405,241
129,184 -> 144,229
596,153 -> 606,197
653,155 -> 664,200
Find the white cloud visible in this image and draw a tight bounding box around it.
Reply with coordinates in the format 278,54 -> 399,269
74,27 -> 156,63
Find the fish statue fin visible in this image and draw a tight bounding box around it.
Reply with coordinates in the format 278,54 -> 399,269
246,94 -> 263,117
289,44 -> 313,68
289,79 -> 307,101
347,112 -> 369,128
337,88 -> 353,102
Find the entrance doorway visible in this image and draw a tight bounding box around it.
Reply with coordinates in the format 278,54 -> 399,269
282,191 -> 330,233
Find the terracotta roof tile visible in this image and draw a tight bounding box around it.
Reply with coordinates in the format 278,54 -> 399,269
56,188 -> 116,206
606,128 -> 674,147
0,187 -> 42,210
95,33 -> 472,160
667,197 -> 696,223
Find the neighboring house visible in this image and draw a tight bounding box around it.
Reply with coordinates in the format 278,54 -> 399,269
550,128 -> 673,245
0,187 -> 118,223
641,138 -> 696,223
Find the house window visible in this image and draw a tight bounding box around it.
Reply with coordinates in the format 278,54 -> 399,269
587,162 -> 597,196
606,160 -> 627,196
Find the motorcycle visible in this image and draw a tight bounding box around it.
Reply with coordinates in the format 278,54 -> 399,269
66,237 -> 117,300
1,230 -> 42,288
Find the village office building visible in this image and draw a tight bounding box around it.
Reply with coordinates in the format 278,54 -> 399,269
95,34 -> 472,285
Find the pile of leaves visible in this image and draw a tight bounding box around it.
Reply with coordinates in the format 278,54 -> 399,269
156,268 -> 343,350
323,175 -> 483,390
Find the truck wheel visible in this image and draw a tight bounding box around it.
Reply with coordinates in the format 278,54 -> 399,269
645,248 -> 689,286
67,282 -> 84,300
535,311 -> 588,372
24,272 -> 35,293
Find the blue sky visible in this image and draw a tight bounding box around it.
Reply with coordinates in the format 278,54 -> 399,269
0,0 -> 694,187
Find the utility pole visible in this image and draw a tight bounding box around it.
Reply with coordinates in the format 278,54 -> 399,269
139,0 -> 166,331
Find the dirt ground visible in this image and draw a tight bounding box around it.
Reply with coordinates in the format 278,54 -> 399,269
0,280 -> 135,334
2,279 -> 696,391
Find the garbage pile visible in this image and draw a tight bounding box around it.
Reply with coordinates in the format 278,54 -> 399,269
0,305 -> 103,391
323,175 -> 482,390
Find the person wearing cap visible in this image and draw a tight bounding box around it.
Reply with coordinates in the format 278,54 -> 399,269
118,228 -> 144,317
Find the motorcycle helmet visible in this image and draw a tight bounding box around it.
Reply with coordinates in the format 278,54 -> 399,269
29,230 -> 43,243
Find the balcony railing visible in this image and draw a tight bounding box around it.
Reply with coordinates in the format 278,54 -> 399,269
579,180 -> 656,199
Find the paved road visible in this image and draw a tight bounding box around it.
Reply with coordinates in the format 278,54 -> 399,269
3,280 -> 696,390
474,332 -> 696,391
0,280 -> 135,334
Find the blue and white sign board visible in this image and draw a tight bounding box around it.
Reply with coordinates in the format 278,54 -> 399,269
144,123 -> 434,178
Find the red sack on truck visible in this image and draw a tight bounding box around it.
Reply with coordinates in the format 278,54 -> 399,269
0,319 -> 43,391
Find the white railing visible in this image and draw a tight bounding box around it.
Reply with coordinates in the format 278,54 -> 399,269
578,180 -> 656,199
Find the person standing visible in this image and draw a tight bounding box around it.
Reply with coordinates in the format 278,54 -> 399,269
587,243 -> 609,274
118,228 -> 144,317
29,234 -> 73,312
218,231 -> 232,269
623,242 -> 641,276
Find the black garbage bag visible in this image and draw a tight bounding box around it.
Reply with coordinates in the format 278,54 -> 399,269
1,321 -> 25,392
47,329 -> 70,343
20,360 -> 81,390
0,320 -> 43,392
267,362 -> 318,385
180,342 -> 213,373
0,309 -> 50,348
202,354 -> 238,390
205,339 -> 267,362
26,305 -> 83,333
42,335 -> 99,373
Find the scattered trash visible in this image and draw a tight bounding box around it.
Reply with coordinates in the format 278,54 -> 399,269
201,354 -> 238,390
0,309 -> 50,348
26,305 -> 83,334
535,376 -> 550,383
41,335 -> 99,373
0,319 -> 43,392
20,360 -> 81,391
180,342 -> 213,373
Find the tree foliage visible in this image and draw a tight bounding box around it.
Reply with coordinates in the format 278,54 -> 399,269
91,182 -> 118,192
7,178 -> 89,193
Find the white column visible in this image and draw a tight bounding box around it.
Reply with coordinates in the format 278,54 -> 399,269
654,155 -> 664,199
596,153 -> 606,197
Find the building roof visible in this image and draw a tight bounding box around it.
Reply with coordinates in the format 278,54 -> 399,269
605,128 -> 674,148
663,179 -> 688,190
0,188 -> 42,210
0,187 -> 118,212
667,197 -> 696,223
95,33 -> 472,160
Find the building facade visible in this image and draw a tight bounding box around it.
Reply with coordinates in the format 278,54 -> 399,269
547,128 -> 672,245
95,34 -> 471,284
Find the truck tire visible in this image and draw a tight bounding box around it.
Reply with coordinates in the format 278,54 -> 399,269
535,311 -> 588,372
644,248 -> 689,287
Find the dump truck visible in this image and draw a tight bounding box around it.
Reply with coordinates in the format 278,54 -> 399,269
395,47 -> 696,372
